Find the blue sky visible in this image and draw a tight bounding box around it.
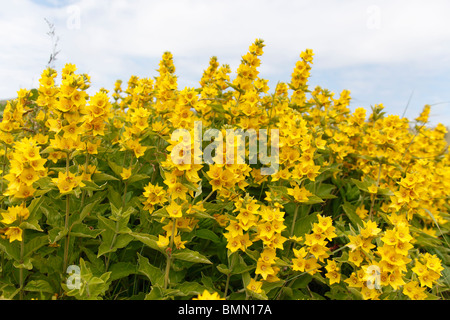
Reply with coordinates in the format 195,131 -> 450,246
2,0 -> 450,127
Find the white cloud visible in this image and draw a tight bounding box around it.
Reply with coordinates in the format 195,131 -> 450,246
1,0 -> 450,125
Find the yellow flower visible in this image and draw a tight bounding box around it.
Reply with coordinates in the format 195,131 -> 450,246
5,227 -> 22,242
303,257 -> 321,275
85,141 -> 100,155
121,168 -> 132,180
156,234 -> 169,248
174,234 -> 187,249
255,259 -> 275,280
344,272 -> 363,288
19,167 -> 40,186
348,249 -> 364,267
317,215 -> 332,230
1,208 -> 17,224
367,184 -> 378,194
192,290 -> 225,300
15,184 -> 36,199
247,278 -> 263,294
165,202 -> 183,219
325,270 -> 341,285
403,281 -> 427,300
381,229 -> 398,246
347,234 -> 363,251
168,182 -> 188,201
287,185 -> 313,203
225,235 -> 244,253
423,253 -> 444,273
260,248 -> 277,264
355,205 -> 368,219
395,226 -> 413,243
360,220 -> 381,238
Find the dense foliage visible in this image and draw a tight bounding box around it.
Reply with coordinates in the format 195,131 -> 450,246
0,39 -> 448,300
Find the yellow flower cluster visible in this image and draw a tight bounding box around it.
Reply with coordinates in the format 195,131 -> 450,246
0,204 -> 29,242
292,215 -> 337,277
0,39 -> 447,301
4,137 -> 47,199
344,212 -> 446,300
224,195 -> 288,284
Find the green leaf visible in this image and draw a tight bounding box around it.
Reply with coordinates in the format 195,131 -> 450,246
81,180 -> 106,192
314,183 -> 337,199
130,232 -> 165,253
145,284 -> 164,300
63,258 -> 111,300
194,229 -> 221,243
109,262 -> 138,282
232,263 -> 254,275
19,219 -> 43,232
421,208 -> 448,242
81,246 -> 104,272
172,248 -> 212,264
261,280 -> 284,296
137,253 -> 164,287
107,160 -> 124,177
175,281 -> 207,296
216,264 -> 231,275
92,172 -> 119,182
127,174 -> 150,184
97,234 -> 133,257
70,224 -> 104,239
303,195 -> 324,205
106,186 -> 122,210
291,274 -> 313,289
13,257 -> 33,270
24,280 -> 55,294
70,199 -> 101,228
48,227 -> 68,244
24,235 -> 48,259
341,202 -> 364,228
293,213 -> 319,237
86,274 -> 111,299
27,196 -> 45,218
377,187 -> 394,196
351,178 -> 371,193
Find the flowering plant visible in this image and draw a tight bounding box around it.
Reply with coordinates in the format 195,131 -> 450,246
0,40 -> 448,300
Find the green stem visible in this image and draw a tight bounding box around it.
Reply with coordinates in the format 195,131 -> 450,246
163,219 -> 177,290
369,162 -> 382,220
80,153 -> 90,209
122,181 -> 128,208
201,189 -> 215,204
63,152 -> 71,273
1,144 -> 7,210
105,220 -> 120,272
223,273 -> 231,299
286,204 -> 299,258
290,204 -> 299,238
19,228 -> 24,300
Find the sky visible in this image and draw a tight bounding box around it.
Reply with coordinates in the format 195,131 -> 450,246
1,0 -> 450,127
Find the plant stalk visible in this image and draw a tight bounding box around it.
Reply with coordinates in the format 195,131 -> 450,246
163,219 -> 177,290
63,152 -> 71,273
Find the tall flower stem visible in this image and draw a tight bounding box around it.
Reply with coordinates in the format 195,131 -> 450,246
63,152 -> 71,273
80,152 -> 90,209
163,219 -> 177,290
19,227 -> 24,300
286,204 -> 299,257
0,144 -> 7,210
